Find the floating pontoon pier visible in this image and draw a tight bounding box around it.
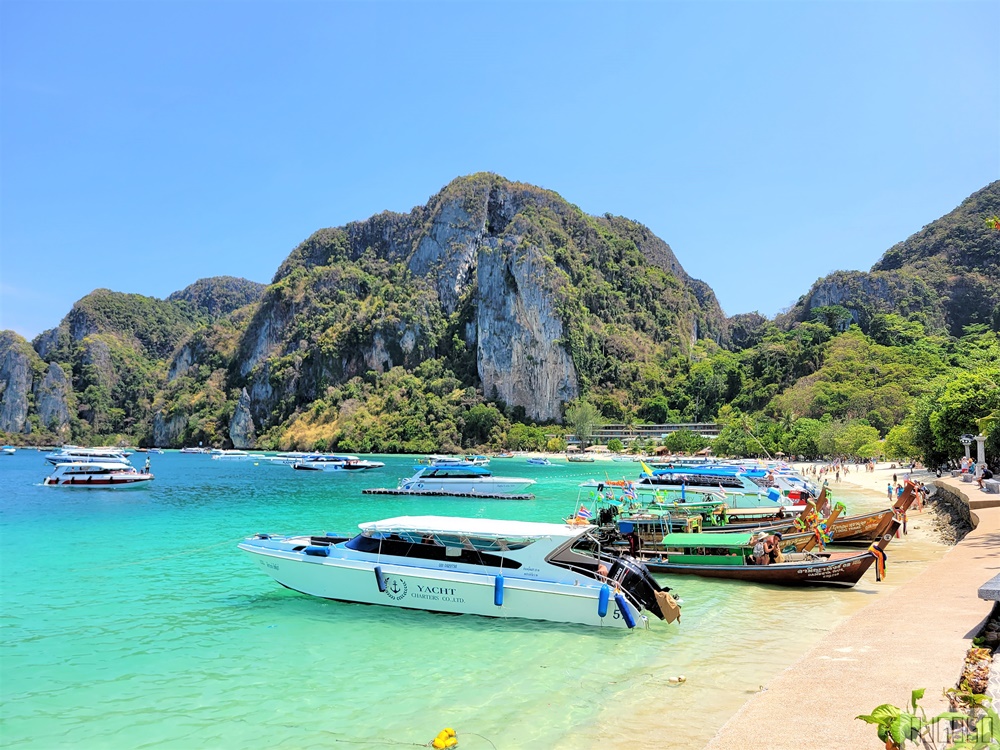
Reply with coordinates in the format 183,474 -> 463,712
362,488 -> 535,500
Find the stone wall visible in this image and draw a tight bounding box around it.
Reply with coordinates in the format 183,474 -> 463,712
933,482 -> 975,527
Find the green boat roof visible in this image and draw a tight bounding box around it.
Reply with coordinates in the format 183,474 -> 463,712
661,532 -> 755,548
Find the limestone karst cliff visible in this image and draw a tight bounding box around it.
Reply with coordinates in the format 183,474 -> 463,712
3,175 -> 995,450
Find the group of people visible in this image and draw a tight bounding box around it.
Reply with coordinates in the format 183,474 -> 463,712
751,532 -> 784,565
960,456 -> 994,489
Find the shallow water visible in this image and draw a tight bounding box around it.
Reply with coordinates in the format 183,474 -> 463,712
0,453 -> 946,749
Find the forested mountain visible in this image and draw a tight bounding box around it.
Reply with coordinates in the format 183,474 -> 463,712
779,181 -> 1000,336
0,175 -> 996,463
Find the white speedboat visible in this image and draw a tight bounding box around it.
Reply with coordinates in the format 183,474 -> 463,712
43,462 -> 154,488
261,451 -> 313,466
292,454 -> 386,471
420,454 -> 490,467
526,457 -> 553,466
238,516 -> 678,629
211,450 -> 252,461
398,465 -> 535,494
180,447 -> 209,454
1,445 -> 15,455
44,447 -> 131,465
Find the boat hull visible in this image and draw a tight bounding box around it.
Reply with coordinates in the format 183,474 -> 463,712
239,544 -> 641,628
643,552 -> 876,587
43,475 -> 153,488
701,508 -> 890,542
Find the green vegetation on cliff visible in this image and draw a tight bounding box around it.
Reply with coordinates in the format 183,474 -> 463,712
2,177 -> 996,467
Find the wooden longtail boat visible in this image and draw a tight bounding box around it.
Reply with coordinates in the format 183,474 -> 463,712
612,501 -> 842,556
699,488 -> 914,544
637,485 -> 912,587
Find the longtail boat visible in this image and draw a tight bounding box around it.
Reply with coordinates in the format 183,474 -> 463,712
699,489 -> 914,544
636,485 -> 913,587
609,501 -> 842,555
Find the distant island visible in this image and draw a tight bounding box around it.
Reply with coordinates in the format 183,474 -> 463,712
1,174 -> 997,466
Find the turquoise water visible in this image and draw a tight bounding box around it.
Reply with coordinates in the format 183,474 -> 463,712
0,453 -> 945,749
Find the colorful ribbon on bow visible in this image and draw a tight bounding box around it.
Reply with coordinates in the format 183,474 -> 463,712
867,544 -> 888,581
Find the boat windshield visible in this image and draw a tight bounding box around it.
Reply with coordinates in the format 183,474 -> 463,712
343,533 -> 523,568
421,466 -> 492,478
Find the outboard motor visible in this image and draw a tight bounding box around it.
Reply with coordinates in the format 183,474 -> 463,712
605,555 -> 672,621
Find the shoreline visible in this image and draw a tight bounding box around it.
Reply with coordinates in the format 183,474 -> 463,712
704,470 -> 1000,750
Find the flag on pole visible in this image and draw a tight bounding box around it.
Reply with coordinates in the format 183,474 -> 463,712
640,461 -> 654,476
623,482 -> 637,500
576,505 -> 593,520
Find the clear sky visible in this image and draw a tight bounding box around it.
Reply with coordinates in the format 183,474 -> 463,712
1,1 -> 997,340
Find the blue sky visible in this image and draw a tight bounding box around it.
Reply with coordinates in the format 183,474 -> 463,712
1,1 -> 997,340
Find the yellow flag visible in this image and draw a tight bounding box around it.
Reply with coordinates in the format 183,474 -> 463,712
640,460 -> 654,476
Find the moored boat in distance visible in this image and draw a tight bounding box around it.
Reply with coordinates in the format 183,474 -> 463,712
397,465 -> 536,495
238,515 -> 680,628
44,446 -> 131,465
180,447 -> 209,454
566,454 -> 595,463
291,454 -> 385,472
526,457 -> 553,466
211,450 -> 252,461
1,445 -> 15,455
43,462 -> 154,488
420,454 -> 490,467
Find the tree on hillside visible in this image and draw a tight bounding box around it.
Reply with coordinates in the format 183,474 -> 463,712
564,400 -> 602,448
662,428 -> 708,454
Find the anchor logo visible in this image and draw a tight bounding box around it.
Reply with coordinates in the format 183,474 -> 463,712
383,576 -> 408,601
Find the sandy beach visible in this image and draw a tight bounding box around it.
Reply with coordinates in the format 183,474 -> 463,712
706,462 -> 1000,750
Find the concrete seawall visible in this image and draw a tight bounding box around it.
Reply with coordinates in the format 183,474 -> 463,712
706,476 -> 1000,750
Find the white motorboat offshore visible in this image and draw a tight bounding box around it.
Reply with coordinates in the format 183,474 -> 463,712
292,454 -> 386,472
1,445 -> 16,455
211,450 -> 252,461
43,462 -> 154,488
398,465 -> 536,495
238,516 -> 679,629
526,457 -> 553,466
44,446 -> 132,465
261,452 -> 313,466
420,454 -> 490,467
180,447 -> 209,454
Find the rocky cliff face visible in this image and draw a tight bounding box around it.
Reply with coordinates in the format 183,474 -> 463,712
228,388 -> 256,448
34,363 -> 72,438
779,269 -> 946,332
0,331 -> 36,433
476,234 -> 579,420
152,410 -> 188,447
226,173 -> 727,430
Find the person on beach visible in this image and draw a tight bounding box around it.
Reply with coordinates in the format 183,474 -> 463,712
752,532 -> 783,565
978,465 -> 993,489
887,483 -> 893,500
